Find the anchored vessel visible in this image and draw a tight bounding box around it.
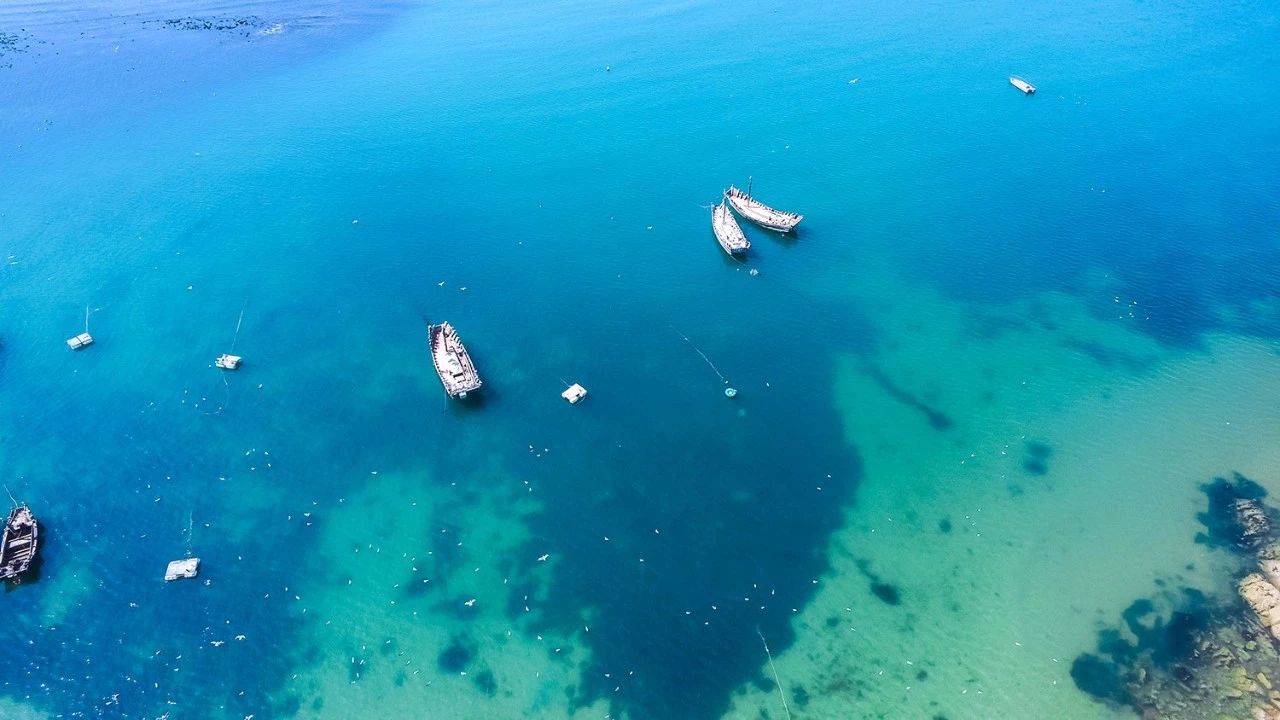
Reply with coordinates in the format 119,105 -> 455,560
725,183 -> 803,233
428,322 -> 482,399
0,505 -> 38,582
1009,76 -> 1035,94
712,201 -> 750,256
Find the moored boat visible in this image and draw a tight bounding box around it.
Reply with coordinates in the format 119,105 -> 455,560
0,505 -> 38,582
1009,76 -> 1035,94
724,182 -> 803,233
428,322 -> 482,399
712,200 -> 750,256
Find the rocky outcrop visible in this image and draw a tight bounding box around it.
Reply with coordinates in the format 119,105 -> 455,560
1237,499 -> 1274,550
1239,574 -> 1280,641
1259,542 -> 1280,589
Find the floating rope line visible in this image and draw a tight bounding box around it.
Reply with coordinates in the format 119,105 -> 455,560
670,325 -> 728,385
757,627 -> 792,720
185,510 -> 195,557
229,299 -> 247,353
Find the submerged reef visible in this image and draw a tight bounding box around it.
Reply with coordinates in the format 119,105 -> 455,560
150,16 -> 276,37
1197,473 -> 1273,552
1073,473 -> 1280,719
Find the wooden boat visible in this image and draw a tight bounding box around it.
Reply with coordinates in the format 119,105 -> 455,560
0,505 -> 38,582
724,182 -> 803,233
712,200 -> 750,256
428,322 -> 482,398
1009,76 -> 1035,94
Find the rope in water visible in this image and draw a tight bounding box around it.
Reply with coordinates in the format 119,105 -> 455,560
757,627 -> 792,720
670,325 -> 728,385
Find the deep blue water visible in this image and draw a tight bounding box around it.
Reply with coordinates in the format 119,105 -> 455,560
1,1 -> 1278,718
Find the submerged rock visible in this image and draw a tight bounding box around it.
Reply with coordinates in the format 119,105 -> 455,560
1236,499 -> 1273,550
1197,473 -> 1272,552
1074,471 -> 1280,720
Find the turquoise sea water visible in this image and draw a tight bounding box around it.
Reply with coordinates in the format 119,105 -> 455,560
2,1 -> 1279,718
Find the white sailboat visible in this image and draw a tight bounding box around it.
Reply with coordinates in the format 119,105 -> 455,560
712,200 -> 750,256
724,180 -> 803,232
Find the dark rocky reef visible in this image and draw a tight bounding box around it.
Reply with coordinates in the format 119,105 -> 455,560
150,16 -> 276,37
1196,473 -> 1272,552
1073,472 -> 1280,719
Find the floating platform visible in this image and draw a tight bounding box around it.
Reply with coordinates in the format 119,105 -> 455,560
428,322 -> 482,399
561,383 -> 588,404
215,354 -> 242,370
0,505 -> 39,582
1009,76 -> 1036,94
66,332 -> 93,350
165,557 -> 200,581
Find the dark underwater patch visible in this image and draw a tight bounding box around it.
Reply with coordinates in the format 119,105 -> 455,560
1060,339 -> 1152,372
938,517 -> 952,533
437,636 -> 473,673
1021,440 -> 1052,476
870,582 -> 901,605
473,669 -> 497,696
863,364 -> 953,431
1071,587 -> 1214,709
854,559 -> 902,606
470,305 -> 872,720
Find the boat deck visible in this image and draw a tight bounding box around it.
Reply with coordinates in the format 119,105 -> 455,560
712,202 -> 750,255
0,506 -> 38,581
430,323 -> 482,397
725,186 -> 803,232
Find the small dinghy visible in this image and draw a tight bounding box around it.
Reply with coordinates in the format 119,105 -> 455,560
724,181 -> 803,232
0,505 -> 39,582
712,200 -> 750,256
428,322 -> 482,399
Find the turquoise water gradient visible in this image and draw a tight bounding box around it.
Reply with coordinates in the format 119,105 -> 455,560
2,1 -> 1278,718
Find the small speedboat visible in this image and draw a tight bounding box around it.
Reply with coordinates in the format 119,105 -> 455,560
1009,76 -> 1036,94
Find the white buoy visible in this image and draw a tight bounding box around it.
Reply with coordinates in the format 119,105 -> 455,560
724,387 -> 738,398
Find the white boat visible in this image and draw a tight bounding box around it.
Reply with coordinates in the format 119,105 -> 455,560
724,183 -> 803,232
711,201 -> 750,256
428,322 -> 482,399
1009,76 -> 1035,94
